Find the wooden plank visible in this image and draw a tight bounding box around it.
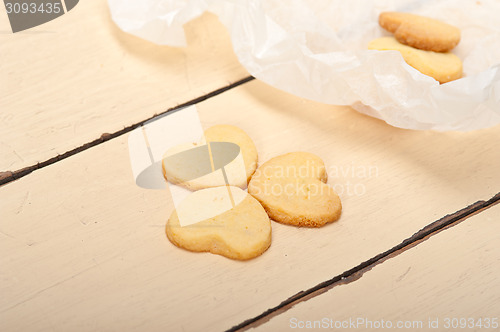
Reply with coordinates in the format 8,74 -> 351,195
252,204 -> 500,332
1,79 -> 499,332
0,0 -> 248,173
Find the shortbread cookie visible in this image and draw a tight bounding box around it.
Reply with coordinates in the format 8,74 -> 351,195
248,152 -> 342,227
379,12 -> 460,52
368,36 -> 462,83
166,186 -> 272,260
162,125 -> 258,190
204,125 -> 258,183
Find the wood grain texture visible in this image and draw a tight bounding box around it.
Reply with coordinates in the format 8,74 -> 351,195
0,0 -> 248,173
252,204 -> 500,332
1,80 -> 499,332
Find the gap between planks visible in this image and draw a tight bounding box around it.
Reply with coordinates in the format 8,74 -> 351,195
0,76 -> 255,187
226,192 -> 500,332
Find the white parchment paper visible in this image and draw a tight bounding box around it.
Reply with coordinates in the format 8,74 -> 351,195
109,0 -> 500,131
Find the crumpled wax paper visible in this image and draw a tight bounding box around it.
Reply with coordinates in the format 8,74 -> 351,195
108,0 -> 500,131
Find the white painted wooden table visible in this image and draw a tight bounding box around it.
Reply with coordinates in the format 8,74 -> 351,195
1,2 -> 499,331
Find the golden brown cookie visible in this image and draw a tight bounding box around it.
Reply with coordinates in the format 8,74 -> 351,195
166,186 -> 272,260
379,12 -> 461,52
248,152 -> 342,227
162,125 -> 258,190
204,125 -> 258,183
368,36 -> 463,83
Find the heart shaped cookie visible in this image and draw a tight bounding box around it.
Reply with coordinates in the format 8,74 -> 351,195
248,152 -> 342,227
162,125 -> 258,190
166,186 -> 272,260
368,36 -> 463,84
379,12 -> 461,52
204,124 -> 258,183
